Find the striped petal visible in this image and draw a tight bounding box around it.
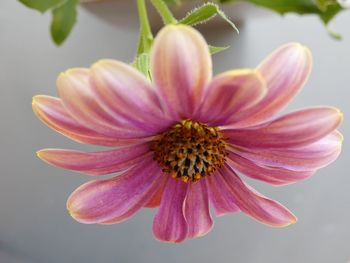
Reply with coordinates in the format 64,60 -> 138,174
91,60 -> 173,132
151,25 -> 212,119
67,158 -> 162,224
185,180 -> 213,239
206,173 -> 240,216
32,95 -> 143,147
57,68 -> 153,138
224,107 -> 342,149
153,179 -> 188,243
227,153 -> 315,186
220,165 -> 297,226
197,69 -> 267,126
231,43 -> 312,128
37,144 -> 151,175
232,131 -> 343,171
102,174 -> 168,225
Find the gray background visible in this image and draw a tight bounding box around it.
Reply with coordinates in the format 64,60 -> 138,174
0,0 -> 349,262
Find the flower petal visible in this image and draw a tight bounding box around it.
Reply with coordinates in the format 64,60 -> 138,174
57,68 -> 152,138
144,176 -> 168,208
67,157 -> 162,224
91,60 -> 173,132
102,174 -> 169,225
197,69 -> 267,126
153,179 -> 188,243
231,131 -> 343,171
32,95 -> 143,147
223,107 -> 342,148
206,173 -> 240,216
220,165 -> 297,226
37,144 -> 151,176
231,43 -> 312,128
227,153 -> 315,186
151,25 -> 212,119
185,180 -> 213,239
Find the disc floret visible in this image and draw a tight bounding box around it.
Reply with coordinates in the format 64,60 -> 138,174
151,119 -> 228,183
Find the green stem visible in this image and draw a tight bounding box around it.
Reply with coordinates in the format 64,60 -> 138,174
136,31 -> 145,55
137,0 -> 153,54
150,0 -> 177,24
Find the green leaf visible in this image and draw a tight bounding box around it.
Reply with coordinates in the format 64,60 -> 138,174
231,0 -> 319,14
179,3 -> 239,33
222,0 -> 344,25
133,53 -> 151,79
50,0 -> 78,45
209,45 -> 229,54
319,3 -> 343,24
179,3 -> 217,25
315,0 -> 337,11
18,0 -> 66,13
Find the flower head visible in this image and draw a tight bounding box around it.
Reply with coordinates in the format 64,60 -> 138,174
33,25 -> 343,243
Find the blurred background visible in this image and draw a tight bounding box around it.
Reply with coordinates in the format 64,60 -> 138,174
0,0 -> 349,262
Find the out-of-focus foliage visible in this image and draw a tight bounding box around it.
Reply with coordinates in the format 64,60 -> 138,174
18,0 -> 346,45
167,0 -> 344,24
226,0 -> 343,24
50,0 -> 78,45
19,0 -> 66,12
19,0 -> 78,45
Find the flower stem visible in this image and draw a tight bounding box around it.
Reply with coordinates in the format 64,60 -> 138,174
150,0 -> 177,24
136,0 -> 153,54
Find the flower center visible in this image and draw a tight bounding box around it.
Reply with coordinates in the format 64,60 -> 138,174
151,119 -> 228,183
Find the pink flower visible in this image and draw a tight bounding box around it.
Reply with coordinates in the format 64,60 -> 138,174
33,25 -> 343,243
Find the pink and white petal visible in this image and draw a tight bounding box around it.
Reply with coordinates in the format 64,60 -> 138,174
32,95 -> 144,147
227,153 -> 315,186
37,144 -> 151,176
223,107 -> 343,149
206,172 -> 240,216
220,165 -> 297,227
185,180 -> 213,239
144,176 -> 169,208
231,43 -> 312,128
197,69 -> 267,126
153,179 -> 189,243
67,157 -> 162,224
102,173 -> 169,224
151,25 -> 212,119
91,60 -> 173,132
57,68 -> 151,138
231,131 -> 343,171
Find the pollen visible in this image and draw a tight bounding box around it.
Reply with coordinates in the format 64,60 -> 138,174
151,119 -> 228,183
